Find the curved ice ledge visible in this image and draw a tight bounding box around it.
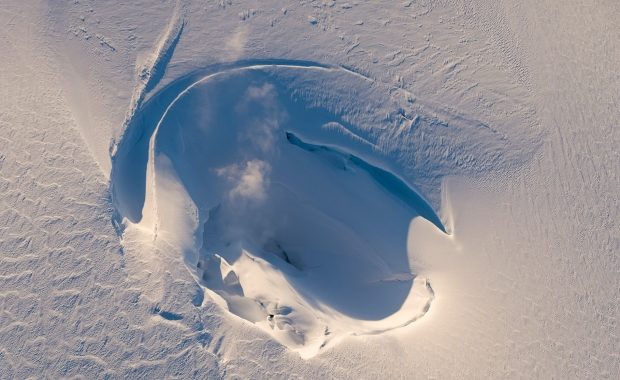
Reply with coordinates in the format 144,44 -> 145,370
285,131 -> 446,233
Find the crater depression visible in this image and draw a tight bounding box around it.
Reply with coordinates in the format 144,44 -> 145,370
111,64 -> 449,357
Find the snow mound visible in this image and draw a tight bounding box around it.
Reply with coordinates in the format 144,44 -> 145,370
111,63 -> 449,357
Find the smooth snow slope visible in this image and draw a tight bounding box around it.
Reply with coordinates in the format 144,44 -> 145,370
1,0 -> 618,378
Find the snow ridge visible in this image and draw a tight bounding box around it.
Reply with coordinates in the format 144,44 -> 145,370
110,1 -> 186,158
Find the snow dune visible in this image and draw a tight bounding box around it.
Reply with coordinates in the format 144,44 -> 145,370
111,64 -> 447,357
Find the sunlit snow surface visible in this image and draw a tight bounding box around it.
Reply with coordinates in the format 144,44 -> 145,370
3,0 -> 617,377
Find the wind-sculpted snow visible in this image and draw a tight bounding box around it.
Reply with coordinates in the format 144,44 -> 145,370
285,132 -> 445,233
110,61 -> 528,357
2,0 -> 615,376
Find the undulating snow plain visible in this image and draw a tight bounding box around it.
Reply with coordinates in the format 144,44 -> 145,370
1,0 -> 618,378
